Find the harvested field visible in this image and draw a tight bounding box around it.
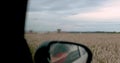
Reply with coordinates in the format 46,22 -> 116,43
25,32 -> 120,63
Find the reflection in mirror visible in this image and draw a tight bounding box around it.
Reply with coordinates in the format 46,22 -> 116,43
49,43 -> 88,63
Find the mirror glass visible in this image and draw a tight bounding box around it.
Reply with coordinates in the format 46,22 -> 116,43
49,43 -> 88,63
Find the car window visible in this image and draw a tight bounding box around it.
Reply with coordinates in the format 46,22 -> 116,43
25,0 -> 120,63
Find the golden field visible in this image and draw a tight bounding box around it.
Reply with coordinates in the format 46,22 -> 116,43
25,32 -> 120,63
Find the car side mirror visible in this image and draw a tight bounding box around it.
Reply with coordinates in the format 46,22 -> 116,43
34,41 -> 92,63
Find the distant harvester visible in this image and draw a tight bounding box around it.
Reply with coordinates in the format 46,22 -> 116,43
57,29 -> 61,33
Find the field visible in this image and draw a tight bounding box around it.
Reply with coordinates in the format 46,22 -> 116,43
25,32 -> 120,63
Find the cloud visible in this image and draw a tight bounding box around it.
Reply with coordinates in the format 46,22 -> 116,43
27,0 -> 106,15
25,11 -> 82,32
67,0 -> 120,21
25,0 -> 120,32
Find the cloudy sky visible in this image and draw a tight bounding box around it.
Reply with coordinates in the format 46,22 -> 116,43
25,0 -> 120,32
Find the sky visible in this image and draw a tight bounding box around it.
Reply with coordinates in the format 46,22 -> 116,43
25,0 -> 120,32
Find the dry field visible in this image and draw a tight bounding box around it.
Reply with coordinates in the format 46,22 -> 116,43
25,32 -> 120,63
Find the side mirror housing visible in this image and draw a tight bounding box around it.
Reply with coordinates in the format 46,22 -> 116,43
34,41 -> 92,63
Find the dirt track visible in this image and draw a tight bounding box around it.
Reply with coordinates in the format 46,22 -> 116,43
25,33 -> 120,63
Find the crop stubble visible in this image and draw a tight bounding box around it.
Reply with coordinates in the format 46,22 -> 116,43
25,33 -> 120,63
